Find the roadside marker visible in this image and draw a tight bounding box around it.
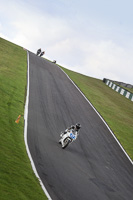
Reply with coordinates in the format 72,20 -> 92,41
15,115 -> 21,124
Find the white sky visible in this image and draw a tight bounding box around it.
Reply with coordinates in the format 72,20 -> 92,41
0,0 -> 133,84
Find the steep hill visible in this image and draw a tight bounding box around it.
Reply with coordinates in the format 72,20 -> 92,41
0,37 -> 132,199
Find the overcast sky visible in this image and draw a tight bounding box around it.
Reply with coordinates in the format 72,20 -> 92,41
0,0 -> 133,84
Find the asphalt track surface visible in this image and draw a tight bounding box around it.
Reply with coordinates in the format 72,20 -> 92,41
27,52 -> 133,200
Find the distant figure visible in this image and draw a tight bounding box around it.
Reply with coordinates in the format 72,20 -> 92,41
36,48 -> 41,56
40,51 -> 45,57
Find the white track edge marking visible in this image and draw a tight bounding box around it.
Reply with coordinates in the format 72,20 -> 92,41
58,66 -> 133,165
24,51 -> 52,200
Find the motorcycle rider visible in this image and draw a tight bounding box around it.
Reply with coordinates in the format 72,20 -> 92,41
39,51 -> 45,57
36,48 -> 41,56
61,123 -> 81,137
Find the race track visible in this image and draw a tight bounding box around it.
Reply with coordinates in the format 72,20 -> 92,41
27,52 -> 133,200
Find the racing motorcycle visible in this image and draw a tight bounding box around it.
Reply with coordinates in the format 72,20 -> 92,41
59,130 -> 78,149
36,49 -> 41,56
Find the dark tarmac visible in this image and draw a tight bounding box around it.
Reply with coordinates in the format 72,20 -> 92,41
27,52 -> 133,200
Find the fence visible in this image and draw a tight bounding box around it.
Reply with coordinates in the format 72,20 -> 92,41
103,78 -> 133,102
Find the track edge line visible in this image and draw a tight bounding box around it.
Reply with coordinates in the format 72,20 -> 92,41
24,51 -> 52,200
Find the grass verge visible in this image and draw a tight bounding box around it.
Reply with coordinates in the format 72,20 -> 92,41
60,66 -> 133,161
0,37 -> 47,200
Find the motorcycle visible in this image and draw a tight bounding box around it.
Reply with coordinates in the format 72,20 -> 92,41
36,49 -> 41,56
39,51 -> 45,57
59,130 -> 78,149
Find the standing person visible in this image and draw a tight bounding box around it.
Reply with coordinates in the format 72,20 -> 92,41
39,51 -> 45,57
36,48 -> 41,56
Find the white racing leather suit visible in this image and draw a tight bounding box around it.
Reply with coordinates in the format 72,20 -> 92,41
63,125 -> 79,137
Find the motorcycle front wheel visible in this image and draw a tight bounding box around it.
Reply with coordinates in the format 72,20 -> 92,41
62,138 -> 71,149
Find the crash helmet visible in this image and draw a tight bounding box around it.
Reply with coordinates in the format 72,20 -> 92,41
75,123 -> 81,130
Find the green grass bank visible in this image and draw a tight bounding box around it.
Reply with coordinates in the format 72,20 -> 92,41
0,37 -> 47,200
